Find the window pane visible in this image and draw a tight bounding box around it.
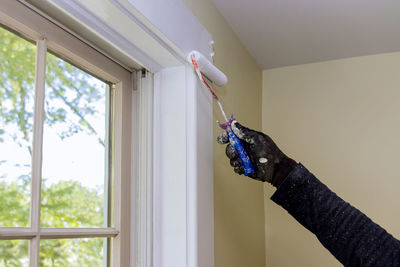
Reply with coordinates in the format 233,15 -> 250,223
0,26 -> 35,227
40,238 -> 105,266
41,53 -> 109,228
0,240 -> 29,266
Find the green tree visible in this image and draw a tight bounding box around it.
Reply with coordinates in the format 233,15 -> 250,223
0,26 -> 104,153
39,181 -> 104,266
0,26 -> 107,265
0,177 -> 30,266
0,175 -> 30,227
0,179 -> 104,266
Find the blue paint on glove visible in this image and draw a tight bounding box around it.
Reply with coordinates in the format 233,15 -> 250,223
226,126 -> 255,176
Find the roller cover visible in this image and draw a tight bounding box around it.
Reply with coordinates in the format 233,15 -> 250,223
188,50 -> 228,87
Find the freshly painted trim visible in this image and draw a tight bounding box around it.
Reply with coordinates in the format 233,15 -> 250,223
185,64 -> 198,267
111,0 -> 186,63
185,65 -> 214,267
192,69 -> 214,267
27,0 -> 215,71
114,0 -> 214,62
152,64 -> 214,267
153,66 -> 188,267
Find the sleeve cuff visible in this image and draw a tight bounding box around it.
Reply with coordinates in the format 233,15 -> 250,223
270,163 -> 310,209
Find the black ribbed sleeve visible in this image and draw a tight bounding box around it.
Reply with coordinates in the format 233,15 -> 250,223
271,163 -> 400,267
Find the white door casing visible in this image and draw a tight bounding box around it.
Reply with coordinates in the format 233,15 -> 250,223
153,66 -> 213,267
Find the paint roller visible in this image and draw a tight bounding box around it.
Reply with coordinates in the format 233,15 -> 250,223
187,50 -> 255,176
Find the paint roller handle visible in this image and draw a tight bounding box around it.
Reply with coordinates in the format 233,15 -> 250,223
218,121 -> 297,187
227,126 -> 255,176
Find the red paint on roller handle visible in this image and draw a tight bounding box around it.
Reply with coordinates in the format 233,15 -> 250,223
190,53 -> 255,175
190,54 -> 219,100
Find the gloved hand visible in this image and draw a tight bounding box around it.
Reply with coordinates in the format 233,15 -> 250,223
217,121 -> 297,187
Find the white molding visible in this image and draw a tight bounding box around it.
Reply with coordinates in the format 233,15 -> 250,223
27,0 -> 215,71
185,65 -> 214,267
185,63 -> 199,267
153,65 -> 214,267
132,70 -> 154,267
153,66 -> 188,267
111,0 -> 214,62
28,0 -> 181,72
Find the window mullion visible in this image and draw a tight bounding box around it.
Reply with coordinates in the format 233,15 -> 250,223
29,38 -> 47,267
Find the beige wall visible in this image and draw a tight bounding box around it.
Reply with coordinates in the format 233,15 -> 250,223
262,52 -> 400,266
181,1 -> 265,266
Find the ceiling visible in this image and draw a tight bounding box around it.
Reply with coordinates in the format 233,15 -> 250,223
212,0 -> 400,69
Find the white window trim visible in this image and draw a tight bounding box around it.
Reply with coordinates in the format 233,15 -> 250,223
0,1 -> 132,266
131,70 -> 154,267
25,1 -> 216,266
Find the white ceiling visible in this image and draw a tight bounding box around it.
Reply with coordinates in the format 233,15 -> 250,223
212,0 -> 400,69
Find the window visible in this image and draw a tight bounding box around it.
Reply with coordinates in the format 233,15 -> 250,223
0,2 -> 132,266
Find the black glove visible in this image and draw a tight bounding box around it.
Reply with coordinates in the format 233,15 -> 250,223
217,121 -> 297,187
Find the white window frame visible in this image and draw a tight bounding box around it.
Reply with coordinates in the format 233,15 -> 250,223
0,1 -> 132,266
25,0 -> 216,266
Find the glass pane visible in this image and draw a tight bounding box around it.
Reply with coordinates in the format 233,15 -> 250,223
0,240 -> 29,266
0,26 -> 35,227
41,53 -> 109,228
40,238 -> 105,266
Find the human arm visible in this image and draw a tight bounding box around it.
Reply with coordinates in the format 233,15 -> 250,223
218,121 -> 400,266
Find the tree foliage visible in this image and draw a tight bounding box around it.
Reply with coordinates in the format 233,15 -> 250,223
0,27 -> 36,153
0,179 -> 104,266
0,26 -> 107,265
38,181 -> 104,266
0,25 -> 104,153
